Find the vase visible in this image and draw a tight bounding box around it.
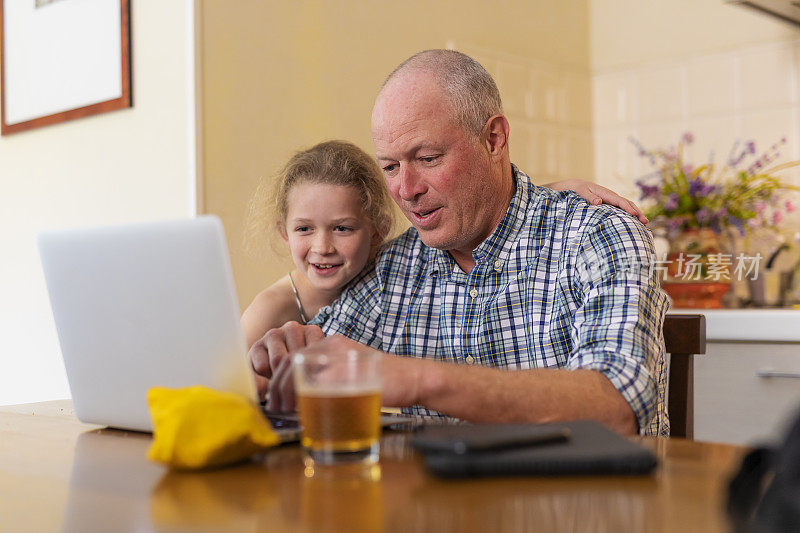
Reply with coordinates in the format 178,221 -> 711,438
661,228 -> 731,309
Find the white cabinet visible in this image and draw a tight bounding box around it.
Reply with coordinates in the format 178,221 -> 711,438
694,341 -> 800,445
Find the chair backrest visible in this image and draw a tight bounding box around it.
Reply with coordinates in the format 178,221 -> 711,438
664,314 -> 707,439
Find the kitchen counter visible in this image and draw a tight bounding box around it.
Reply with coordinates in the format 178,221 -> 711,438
669,308 -> 800,445
670,308 -> 800,342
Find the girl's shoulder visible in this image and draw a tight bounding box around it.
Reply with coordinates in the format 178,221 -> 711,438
241,275 -> 303,346
254,277 -> 297,309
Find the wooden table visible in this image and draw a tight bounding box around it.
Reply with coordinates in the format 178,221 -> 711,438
0,401 -> 747,532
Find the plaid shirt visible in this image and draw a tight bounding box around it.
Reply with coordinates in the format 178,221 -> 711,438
312,166 -> 670,436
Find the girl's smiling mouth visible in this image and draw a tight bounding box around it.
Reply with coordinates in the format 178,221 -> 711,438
311,263 -> 343,275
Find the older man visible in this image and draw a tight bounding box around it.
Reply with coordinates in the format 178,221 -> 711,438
252,50 -> 670,436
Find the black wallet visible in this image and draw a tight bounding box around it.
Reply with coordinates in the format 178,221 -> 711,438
411,420 -> 658,478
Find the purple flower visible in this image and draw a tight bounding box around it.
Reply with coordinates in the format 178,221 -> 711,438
664,193 -> 679,211
689,179 -> 704,197
688,178 -> 716,198
636,181 -> 660,200
682,164 -> 694,175
629,136 -> 650,158
667,218 -> 684,234
729,217 -> 746,236
695,208 -> 711,224
729,141 -> 752,167
748,160 -> 763,174
682,132 -> 695,145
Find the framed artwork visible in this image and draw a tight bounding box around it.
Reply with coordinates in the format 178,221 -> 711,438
0,0 -> 131,135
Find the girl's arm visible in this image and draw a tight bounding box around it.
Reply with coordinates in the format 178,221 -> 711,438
546,179 -> 648,224
241,276 -> 302,348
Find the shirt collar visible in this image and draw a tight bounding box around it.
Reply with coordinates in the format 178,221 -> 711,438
426,164 -> 532,277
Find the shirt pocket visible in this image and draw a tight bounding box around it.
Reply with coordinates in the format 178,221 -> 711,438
383,284 -> 442,359
482,265 -> 568,369
481,273 -> 534,369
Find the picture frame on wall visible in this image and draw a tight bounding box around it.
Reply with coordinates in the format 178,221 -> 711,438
0,0 -> 131,135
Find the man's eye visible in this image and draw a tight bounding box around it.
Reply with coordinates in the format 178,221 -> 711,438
420,155 -> 439,163
382,163 -> 398,174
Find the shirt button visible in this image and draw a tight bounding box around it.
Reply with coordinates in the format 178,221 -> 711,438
493,260 -> 502,272
465,355 -> 475,364
469,289 -> 478,298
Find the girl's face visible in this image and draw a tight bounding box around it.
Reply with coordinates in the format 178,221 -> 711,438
282,182 -> 379,293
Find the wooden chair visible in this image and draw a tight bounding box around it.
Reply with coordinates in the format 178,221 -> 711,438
664,314 -> 706,439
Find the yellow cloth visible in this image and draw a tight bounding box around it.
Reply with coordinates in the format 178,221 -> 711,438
147,385 -> 280,469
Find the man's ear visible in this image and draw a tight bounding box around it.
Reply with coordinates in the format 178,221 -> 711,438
482,114 -> 510,158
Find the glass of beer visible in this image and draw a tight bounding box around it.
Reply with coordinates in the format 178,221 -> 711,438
293,345 -> 382,465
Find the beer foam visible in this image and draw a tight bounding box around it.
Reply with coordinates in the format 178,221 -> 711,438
296,386 -> 381,397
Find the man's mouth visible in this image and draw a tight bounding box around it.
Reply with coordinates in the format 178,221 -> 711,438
409,206 -> 443,229
413,207 -> 441,219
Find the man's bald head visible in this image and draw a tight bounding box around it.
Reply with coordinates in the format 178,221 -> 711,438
380,49 -> 503,137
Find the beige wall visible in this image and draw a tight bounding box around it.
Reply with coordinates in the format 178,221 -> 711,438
199,0 -> 593,310
590,0 -> 799,70
0,1 -> 196,404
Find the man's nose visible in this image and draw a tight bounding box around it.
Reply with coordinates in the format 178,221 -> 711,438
398,164 -> 427,202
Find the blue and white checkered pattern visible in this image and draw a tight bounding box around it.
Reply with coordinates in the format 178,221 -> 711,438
311,166 -> 671,436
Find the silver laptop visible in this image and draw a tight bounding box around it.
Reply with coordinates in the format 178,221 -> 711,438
38,216 -> 411,438
38,216 -> 263,433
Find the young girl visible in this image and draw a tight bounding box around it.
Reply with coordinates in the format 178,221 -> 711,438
242,140 -> 645,348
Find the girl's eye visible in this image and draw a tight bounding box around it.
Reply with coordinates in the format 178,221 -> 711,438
295,226 -> 311,233
335,225 -> 353,233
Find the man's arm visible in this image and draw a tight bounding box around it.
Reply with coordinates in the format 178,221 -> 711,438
563,210 -> 670,435
256,331 -> 637,434
374,339 -> 638,434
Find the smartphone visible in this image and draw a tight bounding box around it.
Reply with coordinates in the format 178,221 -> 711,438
411,423 -> 571,455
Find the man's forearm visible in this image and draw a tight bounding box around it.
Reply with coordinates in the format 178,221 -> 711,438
403,359 -> 638,435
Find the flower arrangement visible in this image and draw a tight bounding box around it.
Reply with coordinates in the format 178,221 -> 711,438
633,133 -> 800,239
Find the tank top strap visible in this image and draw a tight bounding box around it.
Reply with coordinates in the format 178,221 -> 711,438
288,272 -> 308,324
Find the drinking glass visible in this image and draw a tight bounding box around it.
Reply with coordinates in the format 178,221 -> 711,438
293,346 -> 382,465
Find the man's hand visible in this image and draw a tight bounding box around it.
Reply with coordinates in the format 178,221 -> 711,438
248,321 -> 324,412
546,179 -> 648,225
252,332 -> 426,411
305,336 -> 424,408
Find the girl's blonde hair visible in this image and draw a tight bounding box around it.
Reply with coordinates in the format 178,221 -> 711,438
245,140 -> 395,258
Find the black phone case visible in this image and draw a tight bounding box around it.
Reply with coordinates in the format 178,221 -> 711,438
411,423 -> 570,453
413,420 -> 658,478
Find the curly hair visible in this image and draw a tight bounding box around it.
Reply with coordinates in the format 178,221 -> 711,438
245,140 -> 396,258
